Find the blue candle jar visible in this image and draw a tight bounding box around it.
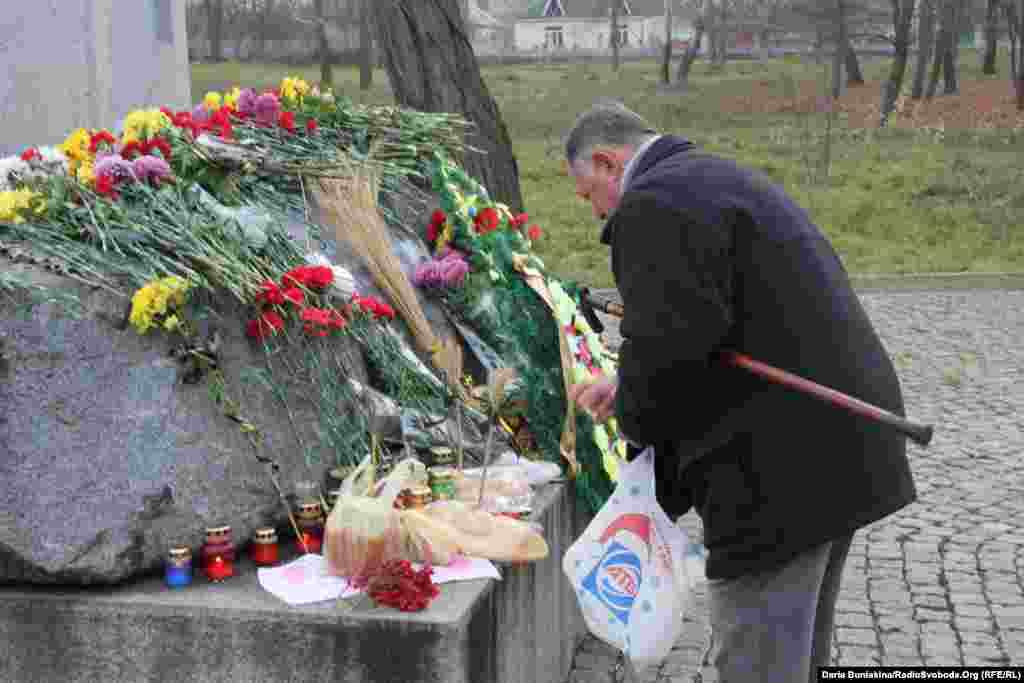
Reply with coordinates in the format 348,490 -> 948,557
165,547 -> 193,588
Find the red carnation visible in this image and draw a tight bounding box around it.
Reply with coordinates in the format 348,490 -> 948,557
300,307 -> 333,337
513,212 -> 529,227
527,225 -> 542,241
246,311 -> 285,340
143,137 -> 173,160
279,111 -> 296,134
282,265 -> 333,291
255,280 -> 285,306
374,302 -> 396,320
20,148 -> 39,162
282,287 -> 305,306
120,141 -> 143,160
306,118 -> 317,133
474,207 -> 500,234
430,209 -> 447,226
95,173 -> 119,200
88,130 -> 118,154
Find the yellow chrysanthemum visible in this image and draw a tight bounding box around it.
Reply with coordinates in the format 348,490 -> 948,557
121,109 -> 172,145
280,77 -> 310,103
76,161 -> 96,186
224,87 -> 241,109
0,189 -> 46,224
129,276 -> 192,335
204,92 -> 222,111
61,128 -> 93,165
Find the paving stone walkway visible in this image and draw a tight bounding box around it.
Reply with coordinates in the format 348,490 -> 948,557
566,288 -> 1024,682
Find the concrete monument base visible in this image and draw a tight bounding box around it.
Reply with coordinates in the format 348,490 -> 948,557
0,483 -> 589,683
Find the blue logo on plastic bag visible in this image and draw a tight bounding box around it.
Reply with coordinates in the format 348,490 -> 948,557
581,540 -> 643,626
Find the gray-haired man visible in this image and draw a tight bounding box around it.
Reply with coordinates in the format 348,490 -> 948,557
566,102 -> 916,682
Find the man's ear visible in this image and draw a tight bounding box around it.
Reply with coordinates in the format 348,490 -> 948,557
590,147 -> 622,175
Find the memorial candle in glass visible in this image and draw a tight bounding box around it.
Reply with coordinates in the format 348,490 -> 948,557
201,526 -> 235,582
164,547 -> 193,588
295,502 -> 324,554
251,527 -> 279,566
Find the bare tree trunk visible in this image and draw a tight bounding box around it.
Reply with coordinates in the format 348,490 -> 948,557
661,0 -> 673,84
945,0 -> 962,95
1010,0 -> 1024,110
926,0 -> 956,98
880,0 -> 915,127
1009,2 -> 1021,81
611,0 -> 621,72
843,34 -> 864,85
371,0 -> 523,212
983,0 -> 999,75
205,0 -> 224,62
259,0 -> 274,59
359,0 -> 374,90
675,18 -> 705,86
314,0 -> 333,89
832,0 -> 849,99
912,0 -> 935,99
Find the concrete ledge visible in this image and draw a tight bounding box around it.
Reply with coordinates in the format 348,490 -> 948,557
0,483 -> 589,683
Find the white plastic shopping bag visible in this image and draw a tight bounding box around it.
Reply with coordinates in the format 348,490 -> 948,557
563,447 -> 692,673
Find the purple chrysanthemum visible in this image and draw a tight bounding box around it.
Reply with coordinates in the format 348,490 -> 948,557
254,93 -> 281,127
236,88 -> 258,116
94,155 -> 137,182
133,155 -> 172,184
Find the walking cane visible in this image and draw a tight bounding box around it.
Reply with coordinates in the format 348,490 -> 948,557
580,291 -> 934,448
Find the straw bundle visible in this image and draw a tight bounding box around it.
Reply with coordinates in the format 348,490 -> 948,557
313,165 -> 464,397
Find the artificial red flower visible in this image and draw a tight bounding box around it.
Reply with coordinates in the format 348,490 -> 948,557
527,225 -> 542,241
365,559 -> 440,611
512,212 -> 529,228
246,311 -> 285,340
430,209 -> 447,226
374,301 -> 396,320
283,265 -> 333,290
255,280 -> 285,306
20,148 -> 39,162
306,118 -> 317,133
282,287 -> 305,306
474,206 -> 500,234
426,222 -> 439,243
279,111 -> 296,134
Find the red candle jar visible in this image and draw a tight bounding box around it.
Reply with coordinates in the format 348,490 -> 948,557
201,526 -> 236,582
295,502 -> 324,554
251,527 -> 279,567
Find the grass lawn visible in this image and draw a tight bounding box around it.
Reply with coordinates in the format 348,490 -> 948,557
191,53 -> 1024,288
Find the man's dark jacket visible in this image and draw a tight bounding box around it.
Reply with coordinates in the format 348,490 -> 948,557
604,135 -> 917,580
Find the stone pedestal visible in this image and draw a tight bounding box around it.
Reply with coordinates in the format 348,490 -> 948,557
0,0 -> 190,157
0,483 -> 590,683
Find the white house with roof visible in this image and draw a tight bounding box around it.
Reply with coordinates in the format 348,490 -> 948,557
513,0 -> 701,53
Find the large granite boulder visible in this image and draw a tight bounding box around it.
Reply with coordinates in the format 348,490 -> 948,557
0,195 -> 502,586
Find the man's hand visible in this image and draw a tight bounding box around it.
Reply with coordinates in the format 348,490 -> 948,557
568,378 -> 618,424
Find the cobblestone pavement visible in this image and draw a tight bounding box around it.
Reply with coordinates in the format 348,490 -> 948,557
565,289 -> 1024,682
